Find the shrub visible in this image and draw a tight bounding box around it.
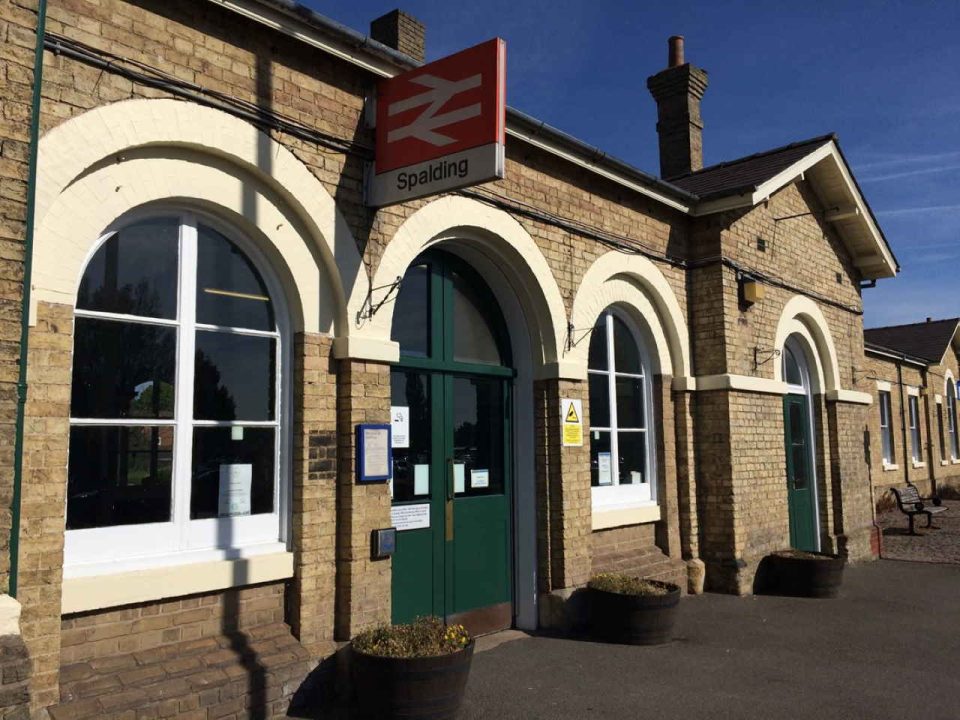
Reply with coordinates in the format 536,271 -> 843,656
588,572 -> 673,596
352,616 -> 471,658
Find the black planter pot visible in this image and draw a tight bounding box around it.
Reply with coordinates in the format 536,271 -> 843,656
351,640 -> 474,720
588,582 -> 680,645
764,551 -> 845,598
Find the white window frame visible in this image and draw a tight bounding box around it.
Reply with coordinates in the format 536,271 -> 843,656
65,210 -> 291,577
949,379 -> 960,462
907,391 -> 923,465
588,309 -> 657,513
878,390 -> 895,467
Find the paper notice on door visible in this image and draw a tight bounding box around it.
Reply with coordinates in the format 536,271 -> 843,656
597,453 -> 612,486
414,464 -> 429,496
630,470 -> 644,484
391,503 -> 430,531
454,463 -> 465,493
470,468 -> 489,488
391,406 -> 409,449
218,464 -> 252,517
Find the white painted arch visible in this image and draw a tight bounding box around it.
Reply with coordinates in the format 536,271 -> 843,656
567,252 -> 691,380
33,98 -> 364,336
773,295 -> 842,394
357,195 -> 571,376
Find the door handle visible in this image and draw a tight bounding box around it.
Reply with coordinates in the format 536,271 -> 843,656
445,458 -> 454,542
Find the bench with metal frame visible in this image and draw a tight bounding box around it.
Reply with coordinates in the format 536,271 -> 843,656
891,484 -> 946,535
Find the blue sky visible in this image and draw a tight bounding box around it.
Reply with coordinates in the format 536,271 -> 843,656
312,1 -> 959,328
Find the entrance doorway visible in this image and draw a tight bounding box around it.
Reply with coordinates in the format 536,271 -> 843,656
389,250 -> 514,634
782,338 -> 820,552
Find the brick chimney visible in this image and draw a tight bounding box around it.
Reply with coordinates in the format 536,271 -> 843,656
370,9 -> 425,63
646,36 -> 709,179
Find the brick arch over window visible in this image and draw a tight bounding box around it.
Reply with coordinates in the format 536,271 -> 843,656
567,252 -> 691,381
773,295 -> 842,394
33,98 -> 363,338
358,195 -> 571,377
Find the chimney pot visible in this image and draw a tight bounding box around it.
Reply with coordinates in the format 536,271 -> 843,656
927,317 -> 933,323
668,36 -> 684,68
370,9 -> 426,63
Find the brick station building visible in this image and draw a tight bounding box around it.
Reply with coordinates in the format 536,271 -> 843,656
0,0 -> 905,717
861,318 -> 960,503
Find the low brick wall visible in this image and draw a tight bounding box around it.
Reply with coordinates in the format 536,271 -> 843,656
0,634 -> 31,720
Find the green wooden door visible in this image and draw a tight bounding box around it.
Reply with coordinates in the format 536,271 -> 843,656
389,251 -> 513,633
783,394 -> 818,552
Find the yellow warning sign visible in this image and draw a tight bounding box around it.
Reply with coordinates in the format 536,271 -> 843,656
561,398 -> 583,447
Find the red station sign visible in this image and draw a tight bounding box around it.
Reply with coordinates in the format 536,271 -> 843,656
367,38 -> 506,207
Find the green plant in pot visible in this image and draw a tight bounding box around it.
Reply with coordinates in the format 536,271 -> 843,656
760,549 -> 845,598
351,616 -> 474,720
587,572 -> 681,645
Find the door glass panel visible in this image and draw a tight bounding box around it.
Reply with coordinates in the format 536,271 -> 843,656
784,346 -> 803,386
612,315 -> 642,374
452,376 -> 504,496
615,376 -> 645,429
71,318 -> 176,419
77,218 -> 179,319
588,373 -> 610,428
67,426 -> 173,529
194,331 -> 276,421
391,264 -> 430,358
196,225 -> 274,331
452,269 -> 503,366
190,426 -> 275,519
590,430 -> 612,487
390,370 -> 432,502
792,443 -> 808,489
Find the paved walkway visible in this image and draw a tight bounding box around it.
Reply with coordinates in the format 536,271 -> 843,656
462,560 -> 960,719
877,498 -> 960,565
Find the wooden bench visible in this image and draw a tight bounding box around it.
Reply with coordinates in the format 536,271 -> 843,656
891,484 -> 946,535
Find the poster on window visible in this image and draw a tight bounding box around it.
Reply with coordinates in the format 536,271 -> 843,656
218,464 -> 252,517
597,452 -> 612,486
391,406 -> 409,449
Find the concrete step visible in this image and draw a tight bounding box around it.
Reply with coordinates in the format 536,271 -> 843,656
51,623 -> 314,720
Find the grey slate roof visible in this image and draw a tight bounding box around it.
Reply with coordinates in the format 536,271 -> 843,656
864,318 -> 960,364
668,134 -> 836,197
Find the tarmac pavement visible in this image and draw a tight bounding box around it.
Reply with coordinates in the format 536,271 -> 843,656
461,560 -> 960,719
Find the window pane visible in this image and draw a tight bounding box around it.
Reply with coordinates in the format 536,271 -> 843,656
452,376 -> 505,496
452,268 -> 503,366
588,319 -> 608,371
67,426 -> 173,529
391,264 -> 430,358
792,444 -> 808,489
71,318 -> 176,419
77,218 -> 179,319
590,430 -> 612,487
784,346 -> 803,386
588,373 -> 610,428
618,432 -> 649,491
615,376 -> 645,429
194,331 -> 276,421
190,426 -> 275,519
612,315 -> 642,374
391,370 -> 432,502
196,225 -> 274,331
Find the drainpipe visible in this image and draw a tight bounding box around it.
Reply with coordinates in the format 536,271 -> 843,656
9,0 -> 48,598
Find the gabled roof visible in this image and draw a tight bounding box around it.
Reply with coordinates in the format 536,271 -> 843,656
669,135 -> 836,198
864,318 -> 960,365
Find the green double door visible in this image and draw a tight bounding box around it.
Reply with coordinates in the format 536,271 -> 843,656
389,252 -> 513,634
783,394 -> 818,552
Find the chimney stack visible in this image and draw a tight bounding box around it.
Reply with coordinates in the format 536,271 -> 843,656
646,36 -> 708,179
370,9 -> 426,64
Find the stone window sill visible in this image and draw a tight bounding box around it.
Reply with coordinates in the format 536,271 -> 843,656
912,460 -> 927,469
62,551 -> 294,615
592,504 -> 661,531
882,463 -> 899,472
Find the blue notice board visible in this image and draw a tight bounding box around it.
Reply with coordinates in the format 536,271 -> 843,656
356,423 -> 392,483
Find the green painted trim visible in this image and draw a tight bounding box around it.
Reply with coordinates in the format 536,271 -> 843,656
394,356 -> 514,378
10,0 -> 48,599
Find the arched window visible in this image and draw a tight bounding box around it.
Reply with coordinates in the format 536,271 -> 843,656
67,213 -> 287,571
948,379 -> 959,461
587,308 -> 656,508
